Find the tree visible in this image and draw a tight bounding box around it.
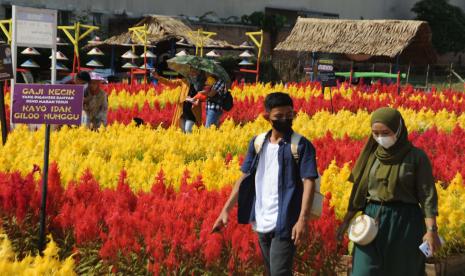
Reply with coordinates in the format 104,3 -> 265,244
241,12 -> 287,54
412,0 -> 465,53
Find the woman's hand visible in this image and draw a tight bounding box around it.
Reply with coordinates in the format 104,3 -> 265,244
423,231 -> 442,256
336,220 -> 350,241
336,211 -> 356,241
424,218 -> 441,256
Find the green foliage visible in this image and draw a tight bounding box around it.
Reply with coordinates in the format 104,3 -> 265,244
240,12 -> 287,32
412,0 -> 465,53
241,12 -> 264,26
72,10 -> 91,24
2,214 -> 41,258
216,56 -> 283,83
259,59 -> 281,83
217,55 -> 242,78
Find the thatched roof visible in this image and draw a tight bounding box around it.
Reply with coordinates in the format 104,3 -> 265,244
97,15 -> 241,49
275,18 -> 436,63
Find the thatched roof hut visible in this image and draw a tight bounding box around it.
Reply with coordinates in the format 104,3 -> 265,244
96,15 -> 241,49
275,18 -> 436,63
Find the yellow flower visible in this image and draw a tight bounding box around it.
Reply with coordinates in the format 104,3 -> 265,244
320,161 -> 352,218
108,86 -> 183,109
319,162 -> 465,245
436,174 -> 465,241
0,231 -> 76,275
1,108 -> 463,191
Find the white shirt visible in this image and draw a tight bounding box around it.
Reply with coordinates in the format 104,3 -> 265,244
253,141 -> 280,233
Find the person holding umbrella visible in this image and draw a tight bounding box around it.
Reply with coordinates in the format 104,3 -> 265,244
152,67 -> 205,133
186,74 -> 218,105
204,73 -> 228,128
165,56 -> 231,131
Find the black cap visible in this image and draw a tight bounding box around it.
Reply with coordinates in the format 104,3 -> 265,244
76,71 -> 91,83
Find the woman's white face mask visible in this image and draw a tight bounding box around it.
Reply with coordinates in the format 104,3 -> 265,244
372,119 -> 402,149
373,135 -> 397,149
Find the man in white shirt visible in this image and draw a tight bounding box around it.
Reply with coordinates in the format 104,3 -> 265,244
212,92 -> 319,275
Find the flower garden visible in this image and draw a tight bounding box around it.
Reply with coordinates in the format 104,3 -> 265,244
0,81 -> 465,274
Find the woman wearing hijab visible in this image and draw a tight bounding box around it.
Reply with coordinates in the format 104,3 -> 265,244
337,107 -> 441,276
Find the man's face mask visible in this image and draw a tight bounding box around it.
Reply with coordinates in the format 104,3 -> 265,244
268,106 -> 294,134
271,118 -> 293,134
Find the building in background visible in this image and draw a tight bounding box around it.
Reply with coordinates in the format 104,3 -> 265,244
2,0 -> 464,82
0,0 -> 463,45
0,0 -> 464,29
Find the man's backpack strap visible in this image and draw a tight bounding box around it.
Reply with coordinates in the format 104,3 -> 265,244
253,132 -> 268,155
290,132 -> 302,162
254,132 -> 302,162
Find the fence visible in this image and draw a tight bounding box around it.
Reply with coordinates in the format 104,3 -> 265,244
258,58 -> 465,91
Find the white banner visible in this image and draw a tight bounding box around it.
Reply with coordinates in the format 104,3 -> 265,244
13,6 -> 57,49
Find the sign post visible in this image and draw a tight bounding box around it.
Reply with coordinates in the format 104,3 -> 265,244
11,5 -> 59,254
58,23 -> 99,74
11,83 -> 84,252
0,44 -> 13,145
0,84 -> 6,144
188,29 -> 217,57
129,24 -> 149,89
317,59 -> 337,113
239,30 -> 263,83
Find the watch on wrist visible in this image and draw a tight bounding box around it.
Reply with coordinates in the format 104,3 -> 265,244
427,225 -> 438,232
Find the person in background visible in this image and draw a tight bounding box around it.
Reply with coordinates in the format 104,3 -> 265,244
156,54 -> 170,78
337,107 -> 440,276
186,74 -> 217,106
152,69 -> 204,133
75,71 -> 91,85
180,69 -> 205,133
205,75 -> 227,128
78,72 -> 108,130
74,71 -> 91,127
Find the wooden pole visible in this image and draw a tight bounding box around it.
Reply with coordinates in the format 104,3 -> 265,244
310,52 -> 315,82
143,30 -> 147,91
406,63 -> 411,84
256,30 -> 263,83
255,54 -> 260,83
75,23 -> 80,72
425,64 -> 430,90
329,86 -> 334,113
0,81 -> 7,145
130,45 -> 135,88
449,63 -> 453,89
38,124 -> 51,253
72,52 -> 77,75
110,45 -> 115,75
349,61 -> 354,85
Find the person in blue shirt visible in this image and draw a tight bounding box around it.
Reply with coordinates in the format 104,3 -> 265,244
212,92 -> 319,276
205,77 -> 226,128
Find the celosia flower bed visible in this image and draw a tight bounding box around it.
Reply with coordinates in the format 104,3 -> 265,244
0,81 -> 464,274
0,165 -> 346,274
